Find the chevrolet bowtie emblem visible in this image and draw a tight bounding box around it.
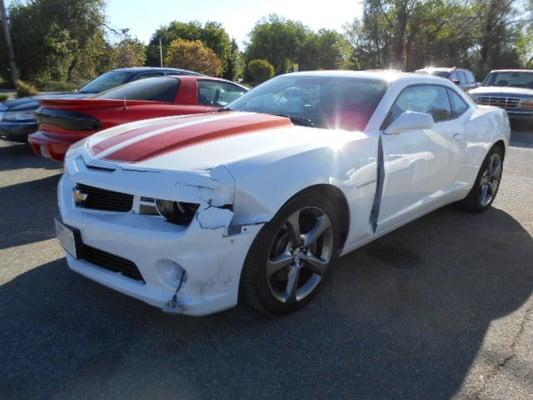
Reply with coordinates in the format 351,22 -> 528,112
73,188 -> 88,203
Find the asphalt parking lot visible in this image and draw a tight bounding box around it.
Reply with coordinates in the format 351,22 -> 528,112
0,127 -> 532,400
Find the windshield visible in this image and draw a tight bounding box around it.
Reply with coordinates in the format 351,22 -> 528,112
95,77 -> 180,102
483,72 -> 533,89
416,70 -> 451,79
227,75 -> 388,131
78,71 -> 133,94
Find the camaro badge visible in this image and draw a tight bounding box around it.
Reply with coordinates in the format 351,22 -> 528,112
73,188 -> 88,203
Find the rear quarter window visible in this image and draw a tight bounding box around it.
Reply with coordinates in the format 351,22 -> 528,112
97,77 -> 180,102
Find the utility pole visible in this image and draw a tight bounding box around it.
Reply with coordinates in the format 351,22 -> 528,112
159,37 -> 163,67
0,0 -> 19,84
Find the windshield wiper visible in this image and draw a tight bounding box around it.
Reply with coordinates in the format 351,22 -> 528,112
217,107 -> 231,112
272,113 -> 315,127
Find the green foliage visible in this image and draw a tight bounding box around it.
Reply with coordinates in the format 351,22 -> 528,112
111,38 -> 146,68
244,15 -> 354,78
32,80 -> 79,92
245,15 -> 309,75
146,21 -> 234,77
165,39 -> 223,76
344,0 -> 529,77
247,59 -> 275,83
15,80 -> 38,98
0,94 -> 8,102
0,0 -> 107,83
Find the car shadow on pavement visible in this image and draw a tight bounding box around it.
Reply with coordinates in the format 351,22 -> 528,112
0,174 -> 61,250
0,206 -> 531,400
0,141 -> 61,172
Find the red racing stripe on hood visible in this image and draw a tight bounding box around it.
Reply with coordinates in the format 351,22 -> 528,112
103,113 -> 292,162
91,114 -> 209,156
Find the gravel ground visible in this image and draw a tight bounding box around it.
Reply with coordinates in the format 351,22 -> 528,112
0,126 -> 531,400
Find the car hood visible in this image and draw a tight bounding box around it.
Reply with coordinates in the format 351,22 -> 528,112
82,112 -> 362,172
3,93 -> 90,111
470,86 -> 533,97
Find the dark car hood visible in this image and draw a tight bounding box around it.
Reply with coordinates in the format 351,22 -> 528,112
2,93 -> 91,111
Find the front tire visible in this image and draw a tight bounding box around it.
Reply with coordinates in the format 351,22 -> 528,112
240,191 -> 339,314
458,145 -> 504,213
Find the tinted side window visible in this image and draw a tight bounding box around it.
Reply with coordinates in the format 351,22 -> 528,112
199,80 -> 246,107
465,71 -> 476,84
389,85 -> 454,123
457,71 -> 467,85
447,88 -> 469,117
97,77 -> 180,102
134,72 -> 164,81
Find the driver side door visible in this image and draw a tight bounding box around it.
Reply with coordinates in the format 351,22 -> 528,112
377,84 -> 462,231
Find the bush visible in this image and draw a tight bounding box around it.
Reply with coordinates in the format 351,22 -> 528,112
33,80 -> 80,92
165,39 -> 223,76
0,94 -> 8,102
15,80 -> 38,97
247,59 -> 275,84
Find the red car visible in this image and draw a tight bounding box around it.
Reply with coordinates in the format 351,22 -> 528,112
28,75 -> 248,161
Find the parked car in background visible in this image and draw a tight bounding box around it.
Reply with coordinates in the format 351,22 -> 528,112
56,71 -> 510,316
0,67 -> 200,143
469,69 -> 533,122
29,75 -> 248,161
415,67 -> 478,91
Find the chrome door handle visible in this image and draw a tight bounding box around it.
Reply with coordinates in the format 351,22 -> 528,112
452,133 -> 462,140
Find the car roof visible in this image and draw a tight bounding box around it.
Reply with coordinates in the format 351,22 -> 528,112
279,70 -> 455,86
488,69 -> 533,73
111,67 -> 202,75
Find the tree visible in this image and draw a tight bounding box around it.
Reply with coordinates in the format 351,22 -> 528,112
245,15 -> 308,75
164,38 -> 223,76
146,21 -> 234,77
112,38 -> 146,68
344,0 -> 528,76
0,0 -> 108,83
299,29 -> 352,70
247,59 -> 275,83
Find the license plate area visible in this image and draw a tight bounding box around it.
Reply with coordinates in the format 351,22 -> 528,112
55,218 -> 82,258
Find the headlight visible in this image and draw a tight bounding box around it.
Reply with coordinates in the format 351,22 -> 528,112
155,200 -> 199,225
3,109 -> 36,121
520,98 -> 533,109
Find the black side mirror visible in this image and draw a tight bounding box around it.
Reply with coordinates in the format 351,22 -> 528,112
451,79 -> 460,85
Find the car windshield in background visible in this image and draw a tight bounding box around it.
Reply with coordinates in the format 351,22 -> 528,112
483,72 -> 533,88
227,75 -> 388,131
95,77 -> 180,102
418,70 -> 451,79
78,71 -> 133,94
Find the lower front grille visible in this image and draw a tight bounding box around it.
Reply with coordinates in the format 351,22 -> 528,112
476,96 -> 521,110
82,245 -> 144,282
76,183 -> 133,212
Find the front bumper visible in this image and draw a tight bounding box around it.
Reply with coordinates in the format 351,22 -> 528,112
28,130 -> 81,161
0,120 -> 38,143
58,156 -> 263,316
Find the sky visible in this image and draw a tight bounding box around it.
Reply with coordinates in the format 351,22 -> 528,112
105,0 -> 364,46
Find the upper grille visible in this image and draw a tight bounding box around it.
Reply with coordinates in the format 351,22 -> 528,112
476,96 -> 522,110
82,244 -> 144,282
76,183 -> 133,212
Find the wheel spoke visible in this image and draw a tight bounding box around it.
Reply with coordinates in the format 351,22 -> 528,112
286,210 -> 301,246
480,184 -> 489,202
300,252 -> 327,276
302,215 -> 331,247
284,266 -> 300,303
490,179 -> 499,195
491,163 -> 502,179
266,253 -> 293,277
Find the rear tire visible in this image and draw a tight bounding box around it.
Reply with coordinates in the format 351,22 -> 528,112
240,190 -> 339,315
458,145 -> 504,213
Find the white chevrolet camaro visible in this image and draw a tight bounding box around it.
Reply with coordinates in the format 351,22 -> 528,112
56,71 -> 511,316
